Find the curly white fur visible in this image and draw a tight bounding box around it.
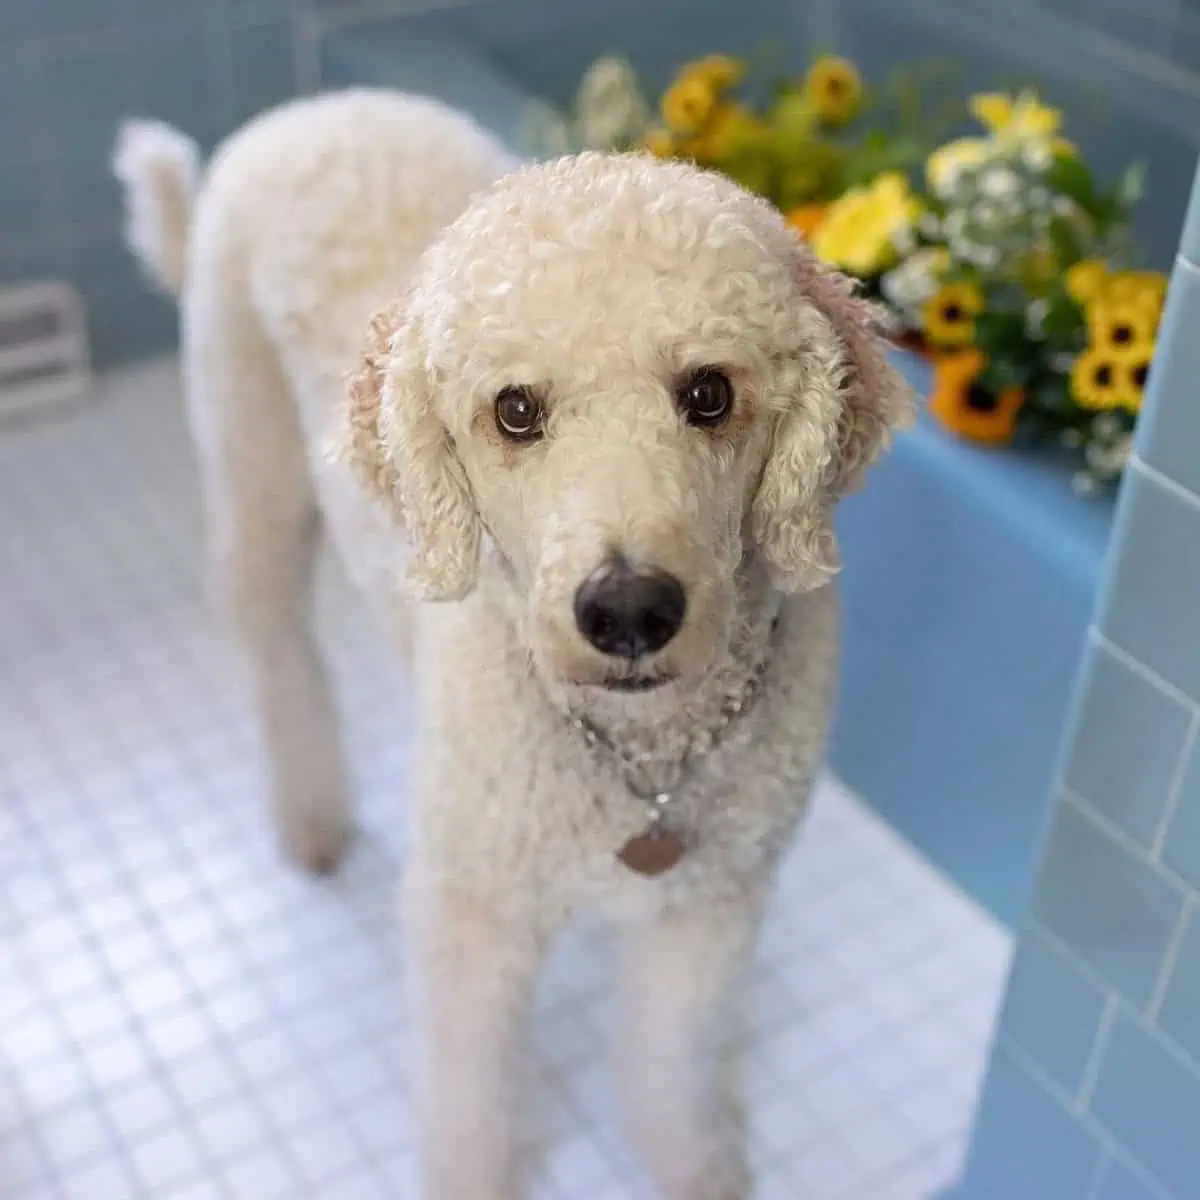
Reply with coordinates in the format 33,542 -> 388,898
115,88 -> 913,1200
112,119 -> 201,295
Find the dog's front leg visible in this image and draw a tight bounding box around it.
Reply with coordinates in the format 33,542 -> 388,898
406,878 -> 545,1200
616,888 -> 767,1200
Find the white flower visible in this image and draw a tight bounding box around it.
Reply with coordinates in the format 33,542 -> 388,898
891,223 -> 917,256
1022,140 -> 1054,172
1085,433 -> 1132,477
1028,186 -> 1051,208
520,101 -> 573,158
880,269 -> 912,312
574,55 -> 650,149
974,244 -> 1002,270
944,209 -> 967,240
973,202 -> 1000,227
881,248 -> 946,317
918,213 -> 942,238
933,168 -> 962,201
980,166 -> 1020,200
1025,298 -> 1049,338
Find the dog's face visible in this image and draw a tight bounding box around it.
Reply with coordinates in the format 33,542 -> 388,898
344,153 -> 913,697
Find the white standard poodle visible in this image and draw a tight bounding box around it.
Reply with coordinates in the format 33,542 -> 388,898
114,88 -> 913,1199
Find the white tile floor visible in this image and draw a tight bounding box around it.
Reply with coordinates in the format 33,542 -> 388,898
0,359 -> 1012,1200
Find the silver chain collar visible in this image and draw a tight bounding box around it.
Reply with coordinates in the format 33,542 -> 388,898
568,617 -> 779,830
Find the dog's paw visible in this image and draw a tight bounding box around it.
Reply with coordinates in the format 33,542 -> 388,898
278,808 -> 352,875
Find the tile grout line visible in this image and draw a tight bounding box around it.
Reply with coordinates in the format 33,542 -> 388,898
1130,452 -> 1200,514
998,1035 -> 1126,1163
1090,628 -> 1200,716
1075,995 -> 1117,1115
1029,920 -> 1200,1079
1151,711 -> 1199,860
1146,895 -> 1194,1025
1061,787 -> 1193,896
1085,1148 -> 1113,1200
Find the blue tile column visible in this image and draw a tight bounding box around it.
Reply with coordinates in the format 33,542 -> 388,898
952,156 -> 1200,1199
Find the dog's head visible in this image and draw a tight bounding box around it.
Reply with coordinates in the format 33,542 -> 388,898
342,153 -> 913,699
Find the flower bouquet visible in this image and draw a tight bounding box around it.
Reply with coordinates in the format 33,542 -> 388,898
865,92 -> 1165,490
523,49 -> 961,233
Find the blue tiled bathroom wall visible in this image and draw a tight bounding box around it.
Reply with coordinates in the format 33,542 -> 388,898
953,164 -> 1200,1199
0,0 -> 302,367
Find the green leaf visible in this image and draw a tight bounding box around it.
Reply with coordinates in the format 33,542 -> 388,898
1044,154 -> 1105,219
1040,296 -> 1085,343
974,310 -> 1026,357
1114,162 -> 1147,212
1030,374 -> 1074,415
979,357 -> 1029,390
1047,215 -> 1086,266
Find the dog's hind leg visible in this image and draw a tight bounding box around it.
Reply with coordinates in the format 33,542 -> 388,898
183,274 -> 352,873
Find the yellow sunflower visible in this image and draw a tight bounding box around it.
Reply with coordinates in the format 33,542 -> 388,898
679,54 -> 745,91
811,172 -> 921,277
786,204 -> 828,239
1071,347 -> 1137,411
970,91 -> 1062,143
923,281 -> 985,347
661,74 -> 717,135
687,102 -> 765,164
1105,270 -> 1168,315
926,137 -> 989,195
641,128 -> 676,158
1085,301 -> 1157,357
1119,354 -> 1154,413
802,56 -> 863,126
1065,259 -> 1110,305
930,349 -> 1025,445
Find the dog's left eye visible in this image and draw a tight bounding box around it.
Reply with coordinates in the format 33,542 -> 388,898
675,368 -> 734,428
495,386 -> 544,441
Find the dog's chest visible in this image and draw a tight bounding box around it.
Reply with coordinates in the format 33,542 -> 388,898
412,587 -> 838,900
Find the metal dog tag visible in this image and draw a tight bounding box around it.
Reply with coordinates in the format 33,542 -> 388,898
617,826 -> 686,876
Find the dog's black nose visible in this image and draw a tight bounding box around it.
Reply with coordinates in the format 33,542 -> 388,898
574,559 -> 687,659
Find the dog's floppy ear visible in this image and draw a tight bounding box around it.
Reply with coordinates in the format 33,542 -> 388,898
752,255 -> 916,593
340,297 -> 480,600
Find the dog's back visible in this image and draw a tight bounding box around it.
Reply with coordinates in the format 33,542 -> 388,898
117,88 -> 512,444
113,90 -> 513,869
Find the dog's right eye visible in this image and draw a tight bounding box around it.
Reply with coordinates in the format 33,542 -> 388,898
495,386 -> 544,441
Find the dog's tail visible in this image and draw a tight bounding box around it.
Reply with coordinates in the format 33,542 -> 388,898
112,119 -> 202,297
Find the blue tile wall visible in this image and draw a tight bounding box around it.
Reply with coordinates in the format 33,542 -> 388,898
1000,927 -> 1108,1096
957,151 -> 1200,1200
1062,644 -> 1191,847
1163,743 -> 1200,889
955,1044 -> 1104,1199
0,0 -> 300,368
1135,262 -> 1200,498
228,19 -> 299,130
1097,464 -> 1200,703
1030,801 -> 1184,1011
1154,912 -> 1200,1064
1091,1015 -> 1200,1200
1095,1159 -> 1169,1200
1181,171 -> 1200,270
